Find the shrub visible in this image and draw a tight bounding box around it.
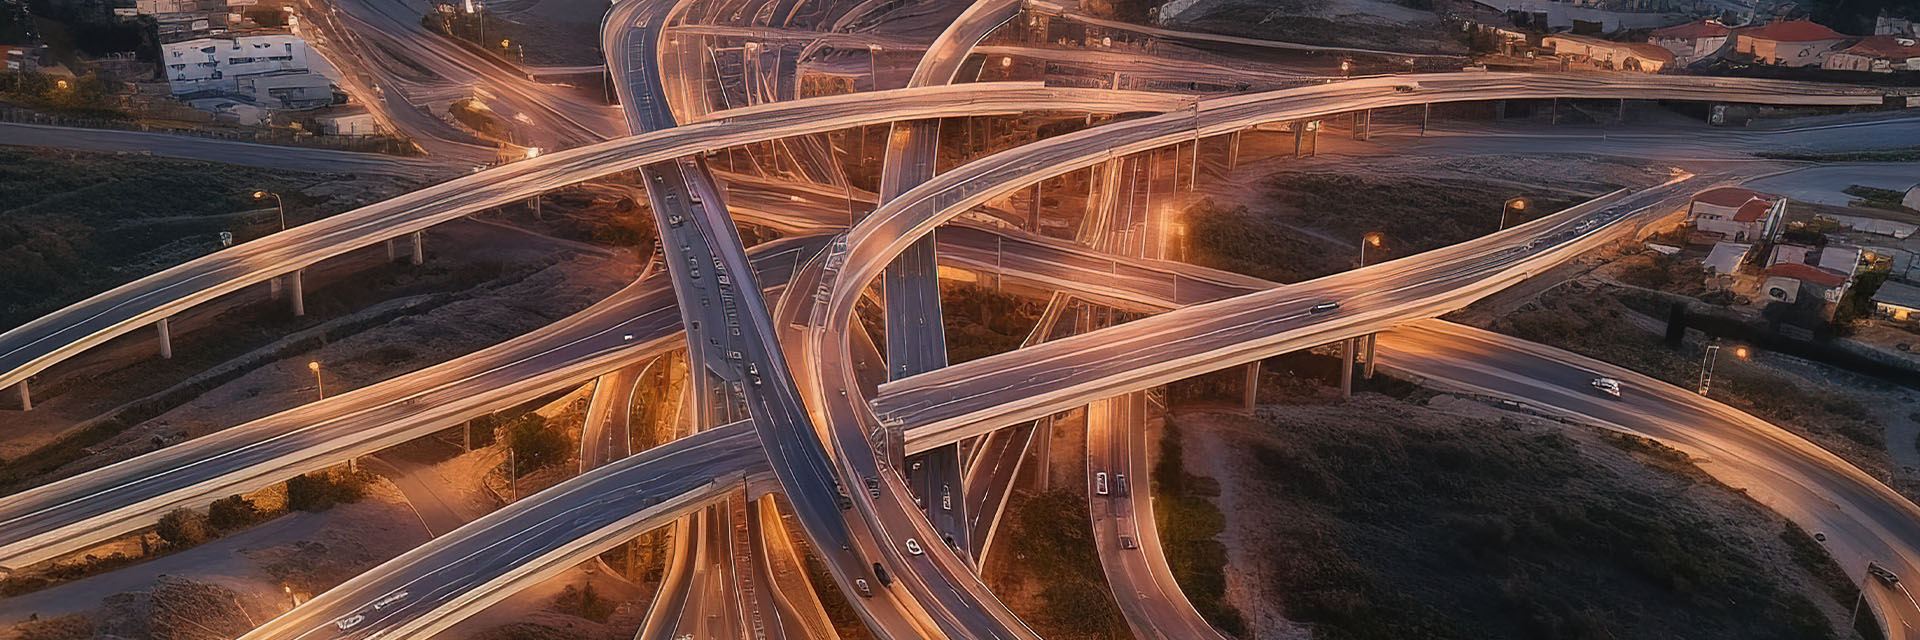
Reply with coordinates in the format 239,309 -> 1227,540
507,414 -> 569,476
154,508 -> 209,548
206,495 -> 259,531
286,469 -> 367,512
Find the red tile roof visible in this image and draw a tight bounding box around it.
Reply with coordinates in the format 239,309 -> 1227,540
1838,35 -> 1920,60
1733,199 -> 1772,222
1739,19 -> 1846,43
1652,19 -> 1732,40
1765,263 -> 1849,288
1692,186 -> 1767,208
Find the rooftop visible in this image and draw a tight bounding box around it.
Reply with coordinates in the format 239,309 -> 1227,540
1837,34 -> 1920,59
1733,198 -> 1772,222
1875,279 -> 1920,310
1739,19 -> 1847,43
1693,186 -> 1771,208
1764,262 -> 1850,287
1652,19 -> 1733,40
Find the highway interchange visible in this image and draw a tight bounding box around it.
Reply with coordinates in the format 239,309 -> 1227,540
2,0 -> 1919,638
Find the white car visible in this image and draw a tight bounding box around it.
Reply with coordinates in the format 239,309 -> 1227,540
335,614 -> 365,631
905,538 -> 924,555
1590,377 -> 1623,397
1095,472 -> 1109,496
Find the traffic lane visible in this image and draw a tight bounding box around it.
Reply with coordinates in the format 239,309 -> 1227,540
0,83 -> 1183,393
239,421 -> 763,640
580,362 -> 647,472
0,237 -> 819,568
1376,321 -> 1920,640
874,179 -> 1694,445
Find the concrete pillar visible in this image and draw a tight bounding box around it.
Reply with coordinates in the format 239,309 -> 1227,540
1306,122 -> 1319,158
14,380 -> 28,412
1550,97 -> 1560,125
1292,123 -> 1303,158
156,317 -> 173,360
1243,361 -> 1261,412
410,231 -> 426,265
1617,98 -> 1627,123
1029,183 -> 1041,231
269,275 -> 283,301
1353,109 -> 1371,141
1363,333 -> 1377,379
1422,103 -> 1430,136
1339,338 -> 1354,399
288,269 -> 306,317
1033,418 -> 1051,491
1493,100 -> 1507,120
1227,130 -> 1241,170
385,238 -> 398,262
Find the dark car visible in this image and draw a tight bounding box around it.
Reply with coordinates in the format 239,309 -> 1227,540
1870,562 -> 1901,587
873,562 -> 893,586
1308,301 -> 1340,314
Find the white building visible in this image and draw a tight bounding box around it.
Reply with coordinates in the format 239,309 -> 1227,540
1649,19 -> 1731,64
163,32 -> 310,94
1823,35 -> 1920,72
1688,186 -> 1787,242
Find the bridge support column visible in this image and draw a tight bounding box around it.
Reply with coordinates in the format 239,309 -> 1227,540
1353,109 -> 1372,141
14,381 -> 28,411
411,231 -> 426,265
1493,100 -> 1507,120
1617,98 -> 1627,123
288,270 -> 306,317
268,275 -> 283,301
1292,123 -> 1303,158
1029,183 -> 1041,231
385,238 -> 398,262
1227,130 -> 1241,170
1550,97 -> 1560,125
1363,333 -> 1377,379
1243,361 -> 1261,413
1339,338 -> 1355,399
156,317 -> 172,360
1421,103 -> 1430,136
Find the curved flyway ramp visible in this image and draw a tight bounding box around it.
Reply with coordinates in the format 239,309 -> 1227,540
237,420 -> 766,640
0,83 -> 1182,397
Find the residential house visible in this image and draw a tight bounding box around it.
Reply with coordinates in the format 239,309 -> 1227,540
1650,19 -> 1732,63
314,106 -> 378,135
1906,184 -> 1920,211
1877,13 -> 1916,37
1688,186 -> 1787,242
1824,35 -> 1920,72
1875,279 -> 1920,321
1734,19 -> 1848,66
1704,241 -> 1752,274
1769,243 -> 1814,267
1542,34 -> 1677,71
1762,262 -> 1851,305
1819,245 -> 1864,278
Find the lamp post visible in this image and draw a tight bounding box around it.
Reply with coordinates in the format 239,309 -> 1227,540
308,361 -> 324,400
1697,342 -> 1746,396
253,189 -> 286,231
1359,231 -> 1385,267
1500,197 -> 1528,231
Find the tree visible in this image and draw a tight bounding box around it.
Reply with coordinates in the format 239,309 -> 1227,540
207,495 -> 258,530
154,508 -> 209,547
507,414 -> 569,476
287,470 -> 365,512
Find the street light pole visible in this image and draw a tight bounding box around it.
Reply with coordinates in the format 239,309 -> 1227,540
1359,231 -> 1385,267
253,190 -> 285,231
1501,197 -> 1528,231
308,360 -> 324,400
867,44 -> 882,91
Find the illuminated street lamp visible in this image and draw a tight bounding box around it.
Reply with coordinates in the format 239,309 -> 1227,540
308,361 -> 325,400
1359,231 -> 1385,267
523,146 -> 542,160
253,189 -> 286,231
55,79 -> 70,90
1339,59 -> 1352,76
1500,197 -> 1528,230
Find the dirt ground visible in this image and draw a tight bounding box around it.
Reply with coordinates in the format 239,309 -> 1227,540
0,477 -> 429,633
1174,392 -> 1860,640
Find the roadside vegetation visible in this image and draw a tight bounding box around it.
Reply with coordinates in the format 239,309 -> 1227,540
1152,418 -> 1248,636
942,281 -> 1044,363
991,488 -> 1130,639
1232,401 -> 1847,640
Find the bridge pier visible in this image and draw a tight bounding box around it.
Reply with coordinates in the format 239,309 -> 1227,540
1227,130 -> 1241,170
288,269 -> 306,317
1421,103 -> 1430,136
268,274 -> 283,301
156,317 -> 172,360
385,238 -> 398,262
1242,361 -> 1261,412
411,231 -> 426,265
1292,123 -> 1303,158
1029,183 -> 1041,231
1353,109 -> 1372,141
1362,333 -> 1377,379
1339,337 -> 1355,399
13,381 -> 28,411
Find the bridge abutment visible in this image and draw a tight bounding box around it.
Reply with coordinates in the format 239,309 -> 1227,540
156,317 -> 172,360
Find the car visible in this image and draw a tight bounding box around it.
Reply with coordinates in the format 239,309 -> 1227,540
872,562 -> 893,586
911,460 -> 922,471
834,484 -> 854,510
335,614 -> 365,631
941,484 -> 952,511
866,476 -> 881,498
1308,301 -> 1341,314
905,538 -> 924,555
854,579 -> 873,597
1115,473 -> 1127,496
1813,532 -> 1827,543
668,214 -> 683,227
1119,535 -> 1137,550
1393,84 -> 1418,93
373,591 -> 409,610
622,334 -> 634,341
1870,562 -> 1901,587
1095,472 -> 1109,495
747,363 -> 758,375
1590,377 -> 1623,398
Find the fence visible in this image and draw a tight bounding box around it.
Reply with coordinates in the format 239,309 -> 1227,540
0,106 -> 421,155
